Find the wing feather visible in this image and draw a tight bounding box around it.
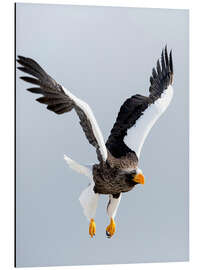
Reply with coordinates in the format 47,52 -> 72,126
17,56 -> 107,162
106,46 -> 174,159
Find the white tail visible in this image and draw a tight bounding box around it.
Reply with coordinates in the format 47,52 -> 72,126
64,154 -> 92,178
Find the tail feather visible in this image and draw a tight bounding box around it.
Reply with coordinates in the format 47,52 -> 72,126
64,154 -> 92,178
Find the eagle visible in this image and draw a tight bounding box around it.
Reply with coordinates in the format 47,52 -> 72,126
17,46 -> 173,238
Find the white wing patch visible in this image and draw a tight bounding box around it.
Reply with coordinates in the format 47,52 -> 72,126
62,86 -> 108,161
124,85 -> 173,158
64,154 -> 92,179
79,181 -> 99,221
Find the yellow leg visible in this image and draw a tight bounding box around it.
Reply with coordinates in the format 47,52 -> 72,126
89,218 -> 96,238
106,217 -> 116,238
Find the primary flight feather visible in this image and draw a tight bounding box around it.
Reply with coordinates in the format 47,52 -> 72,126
17,46 -> 173,238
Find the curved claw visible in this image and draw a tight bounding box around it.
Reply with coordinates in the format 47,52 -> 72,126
106,218 -> 116,238
106,230 -> 112,238
89,218 -> 96,238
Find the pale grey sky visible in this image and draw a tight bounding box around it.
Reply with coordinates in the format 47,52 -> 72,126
16,3 -> 189,267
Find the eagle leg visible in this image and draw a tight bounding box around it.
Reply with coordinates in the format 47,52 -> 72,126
106,194 -> 121,238
89,218 -> 96,238
79,182 -> 99,238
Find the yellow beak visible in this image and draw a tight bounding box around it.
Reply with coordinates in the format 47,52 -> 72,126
133,173 -> 145,185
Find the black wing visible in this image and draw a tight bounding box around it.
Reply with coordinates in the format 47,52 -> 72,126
17,56 -> 107,163
106,46 -> 174,159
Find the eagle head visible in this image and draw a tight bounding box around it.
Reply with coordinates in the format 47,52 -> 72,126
128,168 -> 145,185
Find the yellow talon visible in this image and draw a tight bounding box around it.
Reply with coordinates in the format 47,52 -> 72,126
106,218 -> 116,238
89,218 -> 96,238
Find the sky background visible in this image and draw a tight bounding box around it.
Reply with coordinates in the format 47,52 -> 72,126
16,3 -> 189,267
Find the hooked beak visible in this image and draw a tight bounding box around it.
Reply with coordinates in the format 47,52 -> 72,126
133,173 -> 145,185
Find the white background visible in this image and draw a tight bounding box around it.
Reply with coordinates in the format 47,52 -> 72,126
0,0 -> 202,270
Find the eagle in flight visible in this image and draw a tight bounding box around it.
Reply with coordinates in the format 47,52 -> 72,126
17,46 -> 173,238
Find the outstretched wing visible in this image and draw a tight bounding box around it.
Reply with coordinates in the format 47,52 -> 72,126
17,56 -> 107,163
106,47 -> 173,159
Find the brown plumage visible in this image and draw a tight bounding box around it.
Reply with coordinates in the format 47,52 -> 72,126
93,151 -> 138,195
